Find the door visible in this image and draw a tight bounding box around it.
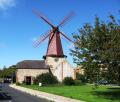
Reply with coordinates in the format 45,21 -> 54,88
26,76 -> 31,85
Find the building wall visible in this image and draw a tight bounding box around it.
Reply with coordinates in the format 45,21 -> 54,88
46,57 -> 75,81
45,57 -> 65,73
62,60 -> 75,79
54,60 -> 75,81
45,57 -> 65,68
16,69 -> 49,83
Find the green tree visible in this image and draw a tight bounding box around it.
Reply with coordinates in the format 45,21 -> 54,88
0,65 -> 16,78
71,15 -> 120,84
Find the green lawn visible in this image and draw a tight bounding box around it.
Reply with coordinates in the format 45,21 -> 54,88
20,84 -> 120,102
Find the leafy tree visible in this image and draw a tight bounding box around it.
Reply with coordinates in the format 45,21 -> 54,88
0,65 -> 16,78
71,15 -> 120,84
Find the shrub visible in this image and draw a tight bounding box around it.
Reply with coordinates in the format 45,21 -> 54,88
76,73 -> 87,83
74,80 -> 86,85
34,73 -> 58,85
74,80 -> 81,85
16,82 -> 21,85
22,80 -> 26,84
63,77 -> 75,86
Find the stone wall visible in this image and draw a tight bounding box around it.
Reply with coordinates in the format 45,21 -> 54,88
45,57 -> 65,68
54,60 -> 75,81
46,57 -> 75,81
45,57 -> 65,73
16,69 -> 49,83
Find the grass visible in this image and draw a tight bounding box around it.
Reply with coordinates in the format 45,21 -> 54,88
20,84 -> 120,102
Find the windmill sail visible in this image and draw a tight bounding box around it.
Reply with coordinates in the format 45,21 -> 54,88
33,9 -> 75,58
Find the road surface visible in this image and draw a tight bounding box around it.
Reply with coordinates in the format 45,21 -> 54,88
0,84 -> 49,102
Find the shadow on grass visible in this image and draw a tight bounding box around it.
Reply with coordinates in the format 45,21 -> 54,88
94,87 -> 120,101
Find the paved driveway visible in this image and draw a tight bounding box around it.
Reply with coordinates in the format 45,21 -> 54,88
0,83 -> 49,102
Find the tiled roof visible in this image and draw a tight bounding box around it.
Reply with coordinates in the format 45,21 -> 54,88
17,60 -> 49,69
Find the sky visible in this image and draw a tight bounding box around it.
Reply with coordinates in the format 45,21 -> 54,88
0,0 -> 120,68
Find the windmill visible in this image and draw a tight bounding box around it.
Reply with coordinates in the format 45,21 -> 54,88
33,9 -> 75,59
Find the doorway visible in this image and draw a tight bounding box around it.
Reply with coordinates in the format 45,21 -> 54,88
25,76 -> 31,85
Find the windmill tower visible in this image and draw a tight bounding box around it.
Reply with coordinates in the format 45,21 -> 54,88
33,9 -> 75,81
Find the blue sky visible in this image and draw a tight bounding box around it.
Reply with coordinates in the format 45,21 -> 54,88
0,0 -> 120,68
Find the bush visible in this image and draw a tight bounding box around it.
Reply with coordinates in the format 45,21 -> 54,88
76,73 -> 87,83
74,80 -> 86,85
34,73 -> 58,85
74,80 -> 81,85
16,82 -> 21,85
63,77 -> 75,86
22,80 -> 26,84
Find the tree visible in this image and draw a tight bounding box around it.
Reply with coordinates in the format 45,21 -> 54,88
71,15 -> 120,84
0,65 -> 16,78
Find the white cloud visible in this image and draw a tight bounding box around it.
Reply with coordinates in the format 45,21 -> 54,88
0,0 -> 16,10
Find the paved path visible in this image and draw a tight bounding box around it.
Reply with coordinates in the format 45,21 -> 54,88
10,84 -> 83,102
0,84 -> 49,102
